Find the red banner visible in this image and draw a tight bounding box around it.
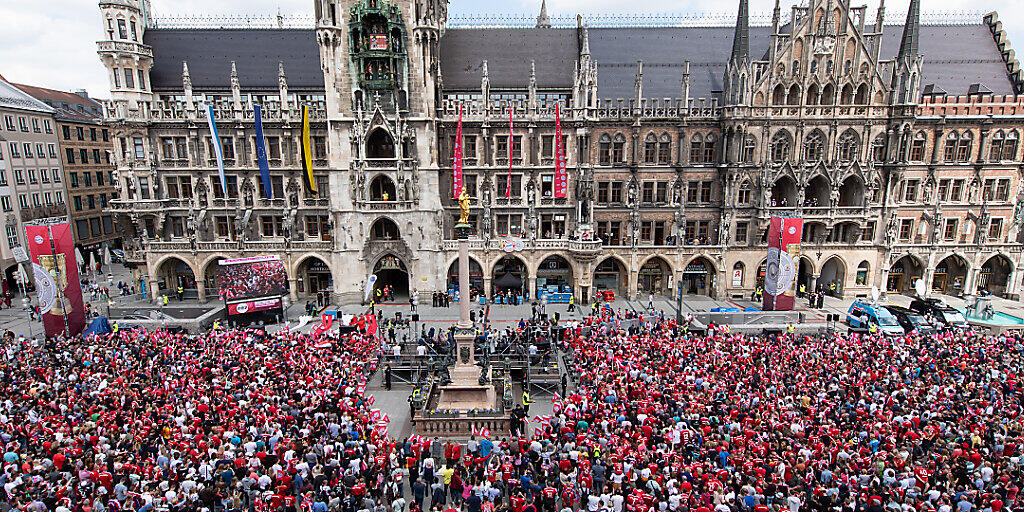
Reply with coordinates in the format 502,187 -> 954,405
554,103 -> 567,198
452,103 -> 463,199
227,297 -> 282,315
507,105 -> 514,198
26,223 -> 86,337
762,216 -> 803,311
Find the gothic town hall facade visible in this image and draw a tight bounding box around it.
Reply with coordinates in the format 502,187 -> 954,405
97,0 -> 1024,304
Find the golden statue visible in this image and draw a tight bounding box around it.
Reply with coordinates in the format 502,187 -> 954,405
457,186 -> 470,224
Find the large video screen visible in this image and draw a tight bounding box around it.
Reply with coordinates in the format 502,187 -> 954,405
216,255 -> 288,302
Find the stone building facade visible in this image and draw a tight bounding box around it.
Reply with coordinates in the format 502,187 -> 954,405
0,76 -> 70,293
97,0 -> 1024,305
14,84 -> 121,263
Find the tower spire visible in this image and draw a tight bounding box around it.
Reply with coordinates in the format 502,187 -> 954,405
897,0 -> 920,62
731,0 -> 750,62
536,0 -> 551,28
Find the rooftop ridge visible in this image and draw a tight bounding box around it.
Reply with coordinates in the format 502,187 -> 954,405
149,10 -> 986,30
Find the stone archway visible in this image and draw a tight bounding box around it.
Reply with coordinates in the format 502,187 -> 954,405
797,256 -> 815,296
367,127 -> 396,158
979,254 -> 1013,296
201,255 -> 230,299
447,257 -> 484,297
536,255 -> 574,301
154,255 -> 197,298
369,174 -> 396,201
296,254 -> 333,297
638,256 -> 673,297
372,253 -> 409,301
593,257 -> 628,299
888,254 -> 924,295
771,175 -> 797,206
933,254 -> 968,295
681,256 -> 715,296
819,256 -> 846,297
492,255 -> 528,300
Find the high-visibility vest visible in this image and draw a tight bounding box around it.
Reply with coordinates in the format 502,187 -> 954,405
522,392 -> 531,406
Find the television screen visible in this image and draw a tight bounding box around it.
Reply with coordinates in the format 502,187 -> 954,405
216,255 -> 288,302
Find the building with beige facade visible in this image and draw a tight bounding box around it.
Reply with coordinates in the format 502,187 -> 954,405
97,0 -> 1024,305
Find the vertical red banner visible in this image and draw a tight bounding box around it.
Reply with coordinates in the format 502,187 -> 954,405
452,103 -> 464,199
762,216 -> 803,311
506,105 -> 514,198
26,223 -> 86,337
554,103 -> 567,198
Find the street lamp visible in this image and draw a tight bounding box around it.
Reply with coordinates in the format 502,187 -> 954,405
22,297 -> 32,339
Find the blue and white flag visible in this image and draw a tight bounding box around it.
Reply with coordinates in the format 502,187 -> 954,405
205,105 -> 228,197
253,104 -> 273,199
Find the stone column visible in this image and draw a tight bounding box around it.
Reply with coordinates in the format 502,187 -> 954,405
196,283 -> 206,302
289,277 -> 299,301
809,274 -> 819,294
150,279 -> 160,305
458,238 -> 471,329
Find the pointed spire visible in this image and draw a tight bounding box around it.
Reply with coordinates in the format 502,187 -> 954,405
634,60 -> 644,103
581,23 -> 591,56
279,61 -> 287,79
230,60 -> 238,79
731,0 -> 749,62
874,0 -> 885,31
536,0 -> 551,28
530,60 -> 537,86
182,60 -> 191,88
897,0 -> 920,62
771,0 -> 781,33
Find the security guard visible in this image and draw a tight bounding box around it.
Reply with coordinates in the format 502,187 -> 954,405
869,321 -> 878,335
176,285 -> 184,301
212,319 -> 221,330
787,323 -> 795,335
522,390 -> 531,415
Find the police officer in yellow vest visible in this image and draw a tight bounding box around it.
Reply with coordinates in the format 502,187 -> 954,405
176,285 -> 183,301
869,321 -> 878,335
787,323 -> 795,335
522,391 -> 531,414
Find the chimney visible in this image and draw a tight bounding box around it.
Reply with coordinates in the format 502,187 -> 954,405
74,89 -> 90,99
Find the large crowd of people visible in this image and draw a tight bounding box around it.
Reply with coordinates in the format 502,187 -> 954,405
0,304 -> 1022,512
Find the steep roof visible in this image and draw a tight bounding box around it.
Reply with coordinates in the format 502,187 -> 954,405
0,77 -> 54,114
13,83 -> 103,124
439,28 -> 577,90
145,28 -> 323,92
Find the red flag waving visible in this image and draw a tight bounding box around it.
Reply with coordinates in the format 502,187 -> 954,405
554,103 -> 567,198
453,103 -> 464,198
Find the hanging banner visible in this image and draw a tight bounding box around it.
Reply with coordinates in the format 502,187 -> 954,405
26,223 -> 86,337
453,103 -> 464,198
506,105 -> 514,198
253,104 -> 273,199
762,216 -> 802,311
300,105 -> 317,194
554,103 -> 567,198
205,105 -> 228,197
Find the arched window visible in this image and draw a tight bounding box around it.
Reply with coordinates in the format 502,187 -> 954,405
598,134 -> 612,164
843,60 -> 852,76
803,131 -> 825,163
1004,130 -> 1020,162
838,130 -> 860,163
690,133 -> 704,163
820,84 -> 835,105
854,83 -> 868,104
990,130 -> 1005,162
658,133 -> 671,164
840,84 -> 854,104
787,85 -> 801,105
612,134 -> 626,163
732,262 -> 745,285
742,135 -> 757,163
792,60 -> 800,76
871,134 -> 887,163
909,131 -> 926,162
810,59 -> 819,75
772,84 -> 786,105
943,131 -> 958,162
806,83 -> 820,105
643,133 -> 658,163
737,181 -> 752,205
771,131 -> 791,163
957,131 -> 973,162
702,133 -> 717,163
856,260 -> 870,285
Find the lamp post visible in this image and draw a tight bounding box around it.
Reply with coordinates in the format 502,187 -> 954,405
22,297 -> 33,339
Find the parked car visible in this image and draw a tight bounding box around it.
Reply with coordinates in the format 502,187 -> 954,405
909,298 -> 970,330
846,300 -> 904,335
883,305 -> 938,336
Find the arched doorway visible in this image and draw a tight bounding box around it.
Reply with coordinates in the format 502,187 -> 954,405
805,175 -> 830,207
492,255 -> 527,300
367,128 -> 395,158
887,256 -> 923,294
638,256 -> 672,297
681,257 -> 714,296
297,255 -> 332,296
771,176 -> 797,206
979,255 -> 1013,296
838,176 -> 865,206
932,255 -> 968,295
593,257 -> 627,299
797,256 -> 814,295
369,175 -> 397,201
536,255 -> 573,301
156,256 -> 196,296
370,217 -> 400,240
447,258 -> 483,297
373,254 -> 409,300
756,260 -> 767,289
819,256 -> 846,296
202,256 -> 227,296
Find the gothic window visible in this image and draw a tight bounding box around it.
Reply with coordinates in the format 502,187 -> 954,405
690,133 -> 704,163
598,134 -> 611,165
803,131 -> 825,163
702,134 -> 717,163
792,60 -> 800,76
612,134 -> 626,164
771,131 -> 791,163
872,135 -> 887,163
826,60 -> 834,75
658,134 -> 671,164
742,135 -> 756,163
820,84 -> 835,105
737,181 -> 752,205
840,84 -> 854,105
843,60 -> 852,76
956,131 -> 973,162
806,84 -> 820,105
854,83 -> 868,104
943,131 -> 958,162
990,130 -> 1005,162
838,130 -> 860,163
1004,130 -> 1019,161
810,60 -> 818,75
787,85 -> 801,105
909,131 -> 926,162
643,133 -> 657,163
772,84 -> 786,105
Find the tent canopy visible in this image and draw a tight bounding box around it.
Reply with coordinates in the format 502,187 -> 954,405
494,272 -> 522,290
83,317 -> 112,337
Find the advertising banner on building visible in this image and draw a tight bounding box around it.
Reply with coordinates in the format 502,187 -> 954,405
26,222 -> 86,336
762,216 -> 803,311
226,297 -> 283,315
